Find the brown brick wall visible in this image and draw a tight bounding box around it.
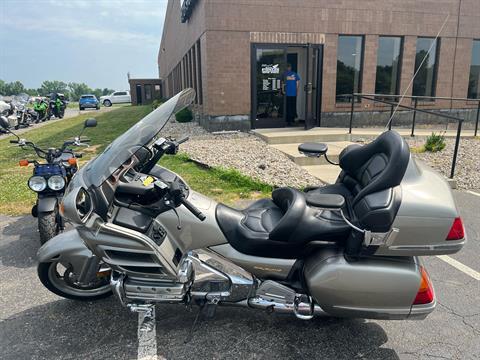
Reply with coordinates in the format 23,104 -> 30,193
159,0 -> 480,122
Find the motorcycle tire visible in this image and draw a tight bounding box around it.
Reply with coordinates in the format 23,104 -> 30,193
38,211 -> 59,244
37,262 -> 112,301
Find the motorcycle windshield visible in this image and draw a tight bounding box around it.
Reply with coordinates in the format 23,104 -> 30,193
83,88 -> 195,187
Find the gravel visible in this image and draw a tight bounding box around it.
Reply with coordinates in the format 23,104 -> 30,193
406,137 -> 480,190
164,120 -> 479,190
164,120 -> 320,188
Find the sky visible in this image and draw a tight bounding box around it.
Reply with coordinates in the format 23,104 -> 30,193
0,0 -> 168,91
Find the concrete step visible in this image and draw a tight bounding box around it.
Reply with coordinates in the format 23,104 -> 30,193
253,127 -> 477,145
271,141 -> 353,166
254,128 -> 351,144
302,164 -> 342,185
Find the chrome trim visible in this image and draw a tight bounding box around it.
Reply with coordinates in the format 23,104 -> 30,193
409,299 -> 437,320
387,240 -> 465,251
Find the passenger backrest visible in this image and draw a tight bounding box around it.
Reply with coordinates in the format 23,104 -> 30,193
338,131 -> 410,232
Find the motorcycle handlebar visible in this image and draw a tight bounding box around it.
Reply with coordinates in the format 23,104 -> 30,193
180,197 -> 206,221
9,140 -> 18,144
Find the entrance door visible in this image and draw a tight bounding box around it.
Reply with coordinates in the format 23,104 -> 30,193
252,46 -> 286,128
136,85 -> 142,105
304,45 -> 322,130
251,44 -> 322,129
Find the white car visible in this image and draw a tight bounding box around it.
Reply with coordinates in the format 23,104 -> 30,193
99,91 -> 131,107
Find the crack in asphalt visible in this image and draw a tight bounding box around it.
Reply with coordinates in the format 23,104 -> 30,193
438,302 -> 480,336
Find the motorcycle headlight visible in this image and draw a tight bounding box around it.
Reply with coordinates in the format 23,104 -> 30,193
28,176 -> 47,192
48,175 -> 66,191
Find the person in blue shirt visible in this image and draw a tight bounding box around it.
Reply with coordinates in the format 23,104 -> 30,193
282,64 -> 301,126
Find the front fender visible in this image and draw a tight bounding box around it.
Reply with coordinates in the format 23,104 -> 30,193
37,229 -> 93,273
37,196 -> 58,213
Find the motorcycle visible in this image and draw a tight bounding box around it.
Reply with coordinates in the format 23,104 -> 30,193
35,89 -> 466,323
47,93 -> 66,120
33,97 -> 49,122
0,116 -> 97,244
13,94 -> 35,128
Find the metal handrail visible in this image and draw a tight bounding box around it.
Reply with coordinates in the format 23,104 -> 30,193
345,93 -> 480,179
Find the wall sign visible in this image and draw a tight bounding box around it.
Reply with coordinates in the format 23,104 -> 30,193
261,64 -> 280,74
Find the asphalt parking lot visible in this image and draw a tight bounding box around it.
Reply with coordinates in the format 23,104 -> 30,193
0,190 -> 479,360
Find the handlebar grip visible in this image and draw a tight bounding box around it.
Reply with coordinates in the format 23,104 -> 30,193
180,198 -> 206,221
177,136 -> 189,145
75,153 -> 83,158
82,138 -> 91,143
9,140 -> 19,144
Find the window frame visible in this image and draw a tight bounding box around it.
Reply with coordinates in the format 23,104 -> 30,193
412,37 -> 440,99
467,39 -> 480,99
375,35 -> 404,99
335,34 -> 365,104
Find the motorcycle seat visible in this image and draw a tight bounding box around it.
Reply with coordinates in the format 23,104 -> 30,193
216,130 -> 410,259
215,187 -> 352,259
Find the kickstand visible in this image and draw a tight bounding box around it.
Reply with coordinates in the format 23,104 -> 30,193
184,305 -> 203,344
184,302 -> 217,344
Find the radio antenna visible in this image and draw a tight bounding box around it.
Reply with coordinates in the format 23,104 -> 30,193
385,14 -> 450,130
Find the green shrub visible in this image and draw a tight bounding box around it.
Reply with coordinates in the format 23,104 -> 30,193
424,132 -> 446,152
152,99 -> 163,109
175,107 -> 193,123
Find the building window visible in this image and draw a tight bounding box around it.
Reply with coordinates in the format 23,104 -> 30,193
468,40 -> 480,99
413,37 -> 439,98
336,35 -> 364,103
145,85 -> 152,101
196,39 -> 203,105
375,36 -> 402,98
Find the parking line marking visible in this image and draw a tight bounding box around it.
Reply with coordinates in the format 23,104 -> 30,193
437,255 -> 480,281
466,190 -> 480,197
137,308 -> 160,360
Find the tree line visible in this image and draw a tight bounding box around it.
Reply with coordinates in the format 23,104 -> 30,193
0,80 -> 115,101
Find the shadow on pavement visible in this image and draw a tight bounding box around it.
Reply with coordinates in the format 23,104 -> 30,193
0,297 -> 138,360
0,215 -> 39,268
153,304 -> 399,359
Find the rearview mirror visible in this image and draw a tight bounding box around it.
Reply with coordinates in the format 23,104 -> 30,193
0,116 -> 9,130
84,118 -> 97,128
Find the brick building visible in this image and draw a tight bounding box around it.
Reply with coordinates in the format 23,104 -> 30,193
158,0 -> 480,131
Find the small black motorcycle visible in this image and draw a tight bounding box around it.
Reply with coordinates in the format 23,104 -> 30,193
0,116 -> 97,243
47,93 -> 66,120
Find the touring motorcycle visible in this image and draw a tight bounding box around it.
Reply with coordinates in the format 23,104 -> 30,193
0,116 -> 97,243
36,89 -> 465,322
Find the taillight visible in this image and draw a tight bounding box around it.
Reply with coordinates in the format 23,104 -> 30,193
413,267 -> 435,305
446,217 -> 465,240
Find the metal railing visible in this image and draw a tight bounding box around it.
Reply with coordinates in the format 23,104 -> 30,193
344,93 -> 480,179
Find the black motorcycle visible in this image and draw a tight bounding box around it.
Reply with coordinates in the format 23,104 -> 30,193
47,93 -> 66,120
0,116 -> 97,243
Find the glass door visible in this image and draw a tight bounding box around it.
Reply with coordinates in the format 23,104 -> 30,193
252,46 -> 286,128
304,45 -> 322,130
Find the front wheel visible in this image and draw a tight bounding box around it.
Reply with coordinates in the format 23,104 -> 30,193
103,99 -> 112,107
37,261 -> 112,301
38,211 -> 59,244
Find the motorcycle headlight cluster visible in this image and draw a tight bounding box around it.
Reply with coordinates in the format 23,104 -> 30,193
28,176 -> 47,192
48,175 -> 66,191
28,175 -> 65,192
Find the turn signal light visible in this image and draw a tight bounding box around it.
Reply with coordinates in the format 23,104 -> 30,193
446,217 -> 465,240
68,158 -> 77,166
413,267 -> 435,305
19,159 -> 29,166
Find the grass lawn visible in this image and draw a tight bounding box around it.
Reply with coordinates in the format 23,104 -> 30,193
0,106 -> 272,216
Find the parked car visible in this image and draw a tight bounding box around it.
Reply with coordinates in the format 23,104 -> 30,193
79,95 -> 100,111
99,91 -> 131,107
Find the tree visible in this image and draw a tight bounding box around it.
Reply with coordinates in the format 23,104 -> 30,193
102,88 -> 115,96
39,80 -> 69,97
0,80 -> 26,96
68,82 -> 92,101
